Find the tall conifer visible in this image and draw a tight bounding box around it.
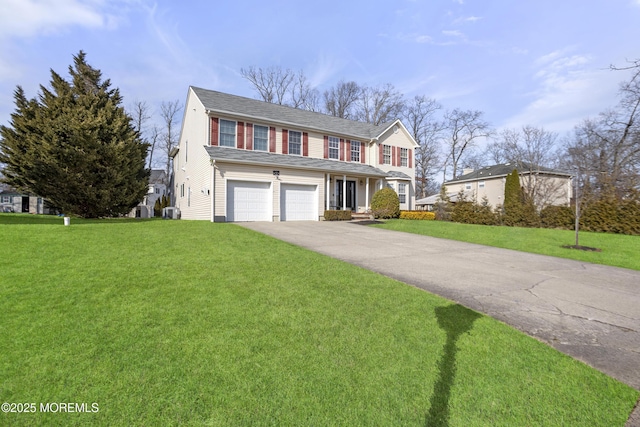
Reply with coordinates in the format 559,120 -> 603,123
0,51 -> 149,217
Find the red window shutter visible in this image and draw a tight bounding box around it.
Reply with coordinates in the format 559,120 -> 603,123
210,117 -> 219,146
408,149 -> 412,168
340,138 -> 345,161
237,121 -> 244,149
379,144 -> 383,164
323,135 -> 329,159
245,123 -> 253,150
361,142 -> 365,164
282,129 -> 288,154
392,146 -> 396,166
269,127 -> 276,152
346,140 -> 351,162
303,132 -> 309,157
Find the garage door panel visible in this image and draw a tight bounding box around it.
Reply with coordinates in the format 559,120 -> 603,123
281,184 -> 317,221
227,181 -> 270,222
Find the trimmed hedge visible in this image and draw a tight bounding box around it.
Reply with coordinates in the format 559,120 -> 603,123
540,205 -> 574,229
324,210 -> 352,221
371,188 -> 400,219
400,211 -> 436,220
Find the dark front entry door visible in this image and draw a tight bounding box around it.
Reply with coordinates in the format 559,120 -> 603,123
21,196 -> 29,213
336,180 -> 356,210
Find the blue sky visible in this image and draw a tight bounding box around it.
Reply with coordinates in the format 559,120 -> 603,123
1,0 -> 639,136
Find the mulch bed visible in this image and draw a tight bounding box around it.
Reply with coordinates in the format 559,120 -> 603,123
562,245 -> 602,252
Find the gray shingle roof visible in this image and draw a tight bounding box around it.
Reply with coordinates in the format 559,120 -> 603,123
446,161 -> 571,184
204,145 -> 390,177
192,86 -> 397,141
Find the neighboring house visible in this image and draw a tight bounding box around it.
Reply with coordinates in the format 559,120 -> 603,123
422,162 -> 572,210
415,191 -> 472,212
172,87 -> 417,222
130,169 -> 168,218
0,184 -> 52,214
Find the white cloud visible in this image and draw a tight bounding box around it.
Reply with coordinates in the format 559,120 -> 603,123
0,0 -> 111,38
502,51 -> 621,133
442,30 -> 464,37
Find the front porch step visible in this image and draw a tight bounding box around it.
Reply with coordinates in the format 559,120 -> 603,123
350,212 -> 374,221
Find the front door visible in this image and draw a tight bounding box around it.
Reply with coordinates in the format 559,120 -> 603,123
336,180 -> 356,210
21,196 -> 29,213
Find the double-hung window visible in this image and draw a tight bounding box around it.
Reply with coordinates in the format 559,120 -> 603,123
1,196 -> 10,203
219,119 -> 236,147
383,145 -> 391,165
288,130 -> 301,155
398,183 -> 407,204
400,148 -> 408,167
253,125 -> 268,151
328,136 -> 339,159
350,140 -> 360,162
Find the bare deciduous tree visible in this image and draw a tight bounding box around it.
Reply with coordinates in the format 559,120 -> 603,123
290,71 -> 321,112
240,66 -> 295,105
160,100 -> 182,178
403,95 -> 444,197
356,83 -> 405,125
129,100 -> 153,168
323,81 -> 361,119
442,108 -> 492,179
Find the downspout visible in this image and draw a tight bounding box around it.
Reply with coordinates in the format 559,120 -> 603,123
210,159 -> 216,222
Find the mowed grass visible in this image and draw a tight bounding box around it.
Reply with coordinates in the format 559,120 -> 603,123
0,214 -> 637,426
374,219 -> 640,271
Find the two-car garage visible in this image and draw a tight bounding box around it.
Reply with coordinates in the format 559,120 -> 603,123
226,180 -> 317,222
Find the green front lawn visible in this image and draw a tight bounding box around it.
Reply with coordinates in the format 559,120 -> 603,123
374,219 -> 640,271
1,214 -> 637,426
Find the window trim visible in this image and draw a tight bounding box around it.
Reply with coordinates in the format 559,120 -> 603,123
253,124 -> 269,152
328,136 -> 339,160
383,144 -> 391,165
398,183 -> 407,204
288,130 -> 302,156
219,119 -> 236,148
350,140 -> 360,163
400,148 -> 408,167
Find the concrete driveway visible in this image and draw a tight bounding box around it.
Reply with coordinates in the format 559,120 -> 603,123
240,220 -> 640,394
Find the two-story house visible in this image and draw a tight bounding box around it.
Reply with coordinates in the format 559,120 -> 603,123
172,87 -> 417,222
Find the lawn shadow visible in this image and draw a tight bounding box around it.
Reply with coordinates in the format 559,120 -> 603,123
425,304 -> 482,427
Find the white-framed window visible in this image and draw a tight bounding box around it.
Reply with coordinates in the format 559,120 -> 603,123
253,124 -> 268,151
185,140 -> 188,163
328,136 -> 339,159
219,119 -> 236,147
180,183 -> 185,198
479,181 -> 485,188
398,183 -> 407,204
400,148 -> 408,167
1,195 -> 10,203
383,145 -> 391,165
288,130 -> 301,155
350,140 -> 360,162
465,183 -> 472,190
155,188 -> 160,194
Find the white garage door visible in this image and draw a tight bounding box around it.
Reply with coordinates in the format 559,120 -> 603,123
227,181 -> 271,222
280,184 -> 317,221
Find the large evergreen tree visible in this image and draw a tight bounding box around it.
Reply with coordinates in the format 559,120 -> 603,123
0,51 -> 149,218
502,169 -> 539,227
